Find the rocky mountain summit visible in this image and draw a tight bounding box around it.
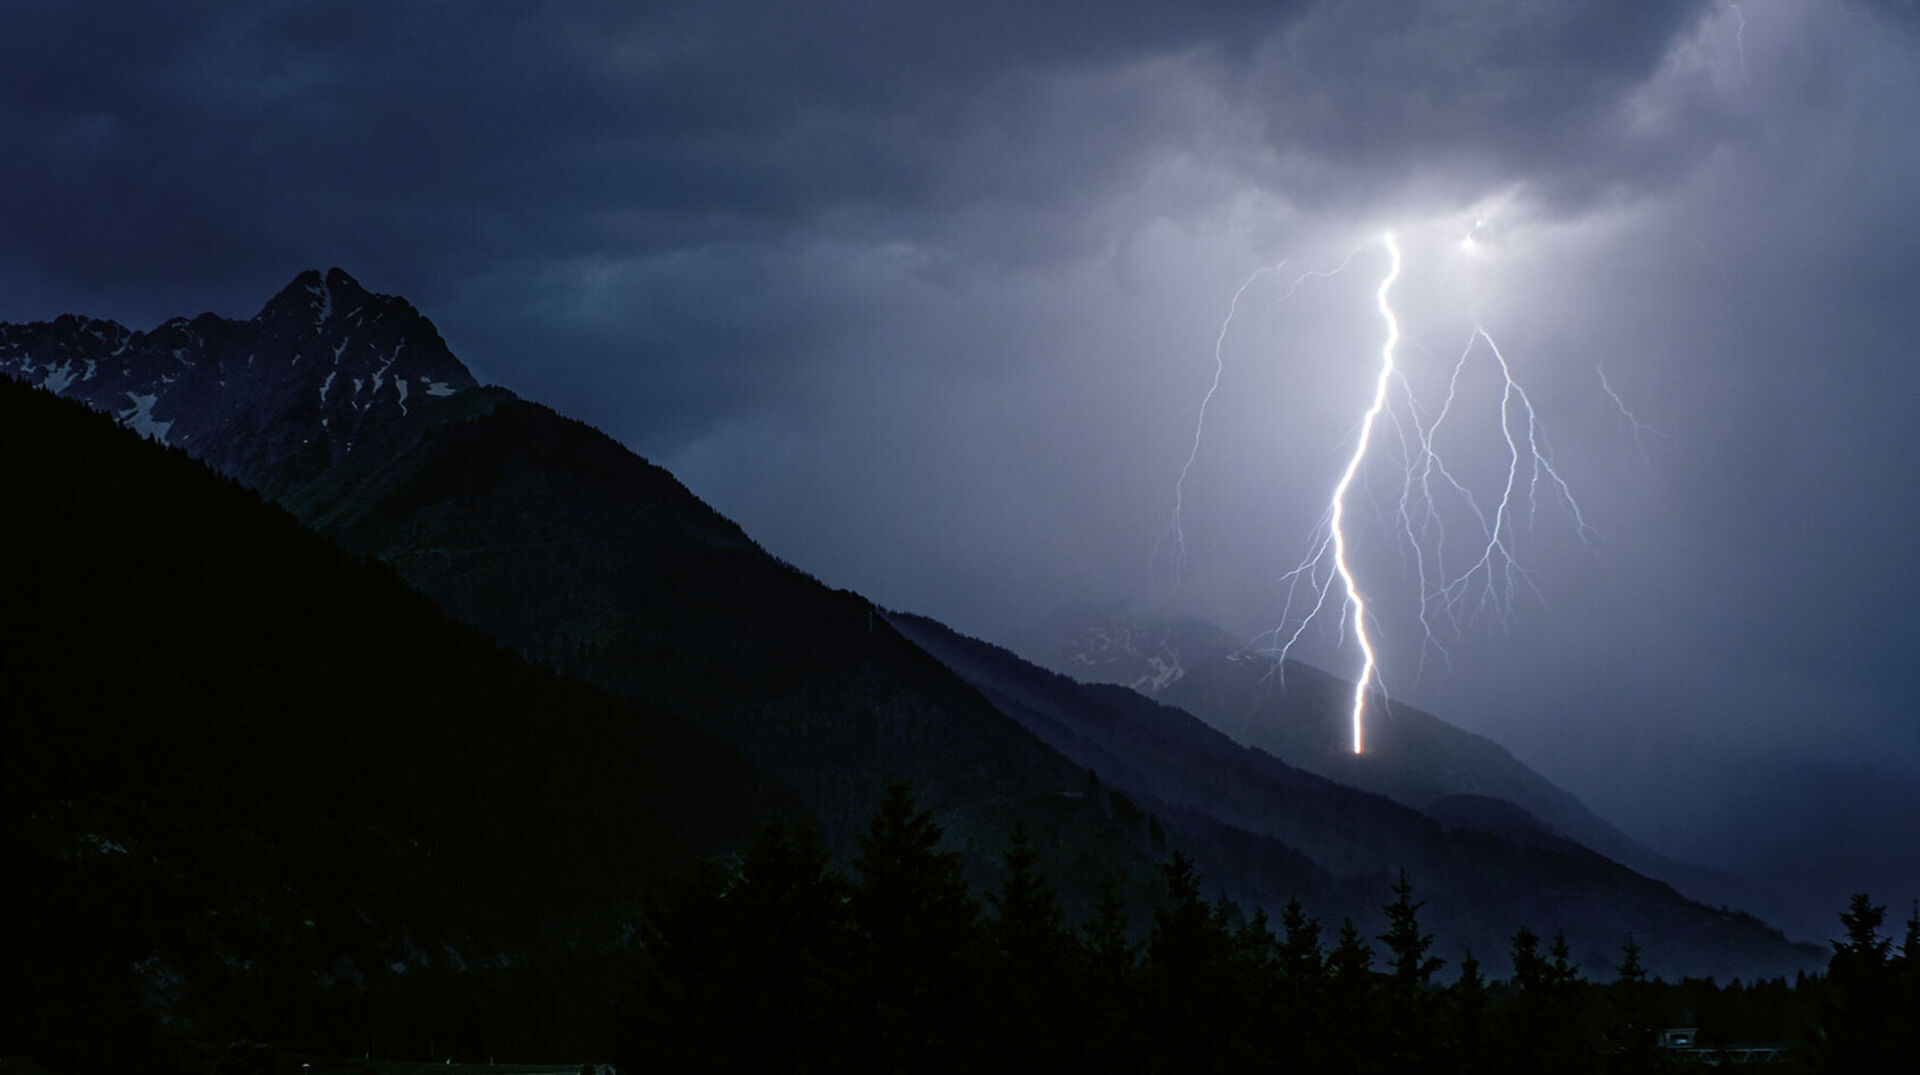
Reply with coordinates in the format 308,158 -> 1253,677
0,268 -> 475,498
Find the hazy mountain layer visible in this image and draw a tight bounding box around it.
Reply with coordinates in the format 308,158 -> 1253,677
1164,654 -> 1820,940
1023,602 -> 1818,940
890,610 -> 1822,981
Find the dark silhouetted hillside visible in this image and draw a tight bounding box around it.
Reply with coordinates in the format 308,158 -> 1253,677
0,378 -> 791,1067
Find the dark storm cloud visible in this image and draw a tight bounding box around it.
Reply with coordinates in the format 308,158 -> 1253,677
0,0 -> 1299,436
2,1 -> 1272,283
1232,1 -> 1717,211
5,2 -> 1709,382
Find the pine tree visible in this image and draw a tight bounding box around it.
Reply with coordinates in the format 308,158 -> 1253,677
1544,930 -> 1593,1073
1377,869 -> 1444,1069
1074,873 -> 1139,1072
1835,893 -> 1891,963
1899,900 -> 1920,1069
1232,905 -> 1279,979
638,817 -> 858,1071
1901,900 -> 1920,966
1821,892 -> 1897,1072
1278,897 -> 1325,983
1082,872 -> 1136,985
1143,851 -> 1235,1072
1505,925 -> 1553,1071
1605,936 -> 1659,1074
850,782 -> 981,1073
1276,897 -> 1327,1069
1146,851 -> 1217,984
1326,917 -> 1381,1072
728,815 -> 858,1069
1227,905 -> 1282,1068
1615,936 -> 1647,986
987,823 -> 1067,965
1510,925 -> 1545,992
1379,868 -> 1445,993
1547,929 -> 1584,992
1447,950 -> 1495,1075
984,824 -> 1072,1071
1329,916 -> 1376,984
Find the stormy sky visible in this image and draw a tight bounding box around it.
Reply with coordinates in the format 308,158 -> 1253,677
9,0 -> 1920,922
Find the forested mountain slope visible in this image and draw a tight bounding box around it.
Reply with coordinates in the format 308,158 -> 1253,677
1,379 -> 787,1065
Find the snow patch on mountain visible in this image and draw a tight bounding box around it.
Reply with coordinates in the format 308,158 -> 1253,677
310,276 -> 333,326
0,267 -> 481,495
1023,602 -> 1242,695
41,362 -> 76,393
120,392 -> 173,441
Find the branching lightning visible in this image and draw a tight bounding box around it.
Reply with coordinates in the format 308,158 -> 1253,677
1161,251 -> 1367,576
1413,329 -> 1597,632
1172,228 -> 1603,755
1598,364 -> 1664,466
1161,264 -> 1284,576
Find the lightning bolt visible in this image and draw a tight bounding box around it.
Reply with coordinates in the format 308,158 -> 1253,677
1270,235 -> 1400,754
1177,229 -> 1600,756
1329,235 -> 1402,752
1417,328 -> 1596,636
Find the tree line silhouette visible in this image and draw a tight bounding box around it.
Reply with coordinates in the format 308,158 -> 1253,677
635,782 -> 1920,1073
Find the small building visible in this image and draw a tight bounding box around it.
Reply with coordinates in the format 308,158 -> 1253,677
1660,1028 -> 1700,1049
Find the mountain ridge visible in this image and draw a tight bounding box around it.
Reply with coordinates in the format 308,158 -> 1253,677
1019,601 -> 1820,940
0,266 -> 476,499
1,268 -> 1824,981
888,608 -> 1819,980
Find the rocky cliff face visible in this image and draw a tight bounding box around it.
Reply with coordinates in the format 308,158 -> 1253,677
0,267 -> 476,498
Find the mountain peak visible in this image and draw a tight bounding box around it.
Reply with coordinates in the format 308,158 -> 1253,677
258,266 -> 372,329
3,267 -> 481,497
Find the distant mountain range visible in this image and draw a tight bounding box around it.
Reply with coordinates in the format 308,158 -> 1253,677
889,611 -> 1813,981
1,270 -> 1823,1053
1018,601 -> 1822,941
